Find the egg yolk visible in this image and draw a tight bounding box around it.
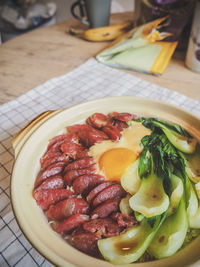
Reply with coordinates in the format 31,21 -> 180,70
99,148 -> 137,182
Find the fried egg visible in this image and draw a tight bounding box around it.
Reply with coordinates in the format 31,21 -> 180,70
89,122 -> 151,182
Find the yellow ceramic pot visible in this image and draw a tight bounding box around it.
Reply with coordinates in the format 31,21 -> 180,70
11,96 -> 200,267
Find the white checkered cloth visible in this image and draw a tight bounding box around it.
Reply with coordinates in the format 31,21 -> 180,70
0,58 -> 200,267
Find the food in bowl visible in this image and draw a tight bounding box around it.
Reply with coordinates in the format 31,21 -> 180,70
32,111 -> 200,264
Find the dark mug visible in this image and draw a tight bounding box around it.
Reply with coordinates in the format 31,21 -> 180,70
71,0 -> 111,28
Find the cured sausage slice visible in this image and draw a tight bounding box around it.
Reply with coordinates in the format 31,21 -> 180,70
71,231 -> 99,256
40,151 -> 62,167
109,112 -> 135,122
72,174 -> 104,195
60,142 -> 84,159
111,212 -> 138,228
33,189 -> 75,210
35,161 -> 66,187
41,134 -> 79,167
86,181 -> 116,203
41,154 -> 67,170
113,120 -> 129,131
55,214 -> 89,234
46,198 -> 89,221
75,150 -> 89,159
101,125 -> 121,141
65,157 -> 94,172
67,124 -> 109,147
92,199 -> 120,219
83,218 -> 120,238
47,133 -> 78,150
34,175 -> 64,191
64,166 -> 96,186
86,113 -> 109,129
92,184 -> 126,207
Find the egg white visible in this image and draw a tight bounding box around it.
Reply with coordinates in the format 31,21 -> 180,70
89,122 -> 151,178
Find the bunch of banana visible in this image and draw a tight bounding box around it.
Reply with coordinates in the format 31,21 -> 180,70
69,21 -> 133,42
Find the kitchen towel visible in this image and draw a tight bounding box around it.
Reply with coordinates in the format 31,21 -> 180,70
96,17 -> 178,75
0,58 -> 200,267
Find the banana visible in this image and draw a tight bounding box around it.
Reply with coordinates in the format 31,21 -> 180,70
69,21 -> 133,42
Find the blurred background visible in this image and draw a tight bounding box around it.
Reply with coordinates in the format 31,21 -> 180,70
42,0 -> 134,23
0,0 -> 134,43
0,0 -> 197,59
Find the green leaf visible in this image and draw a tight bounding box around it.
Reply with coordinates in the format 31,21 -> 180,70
138,147 -> 151,178
140,117 -> 197,154
140,117 -> 192,138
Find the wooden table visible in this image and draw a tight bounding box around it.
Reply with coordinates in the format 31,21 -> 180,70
0,12 -> 200,105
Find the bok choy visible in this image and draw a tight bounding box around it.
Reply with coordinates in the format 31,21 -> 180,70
98,117 -> 200,264
139,118 -> 197,154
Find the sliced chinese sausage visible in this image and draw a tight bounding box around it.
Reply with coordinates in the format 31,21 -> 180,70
46,198 -> 89,221
101,125 -> 121,141
71,231 -> 100,256
55,214 -> 89,234
67,124 -> 108,147
47,133 -> 78,150
35,161 -> 66,187
75,150 -> 89,159
34,175 -> 64,192
111,212 -> 138,228
34,111 -> 147,259
64,157 -> 95,172
64,166 -> 96,186
72,174 -> 105,195
113,120 -> 129,131
40,151 -> 62,166
109,112 -> 135,122
60,142 -> 84,159
86,181 -> 116,203
46,140 -> 65,154
86,113 -> 109,129
41,154 -> 67,170
83,218 -> 120,238
41,134 -> 78,167
33,189 -> 75,210
67,124 -> 85,135
92,184 -> 126,208
35,161 -> 66,188
92,199 -> 121,219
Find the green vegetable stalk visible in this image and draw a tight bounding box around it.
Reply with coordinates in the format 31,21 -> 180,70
98,214 -> 166,265
148,196 -> 188,259
139,118 -> 197,154
98,117 -> 199,264
129,150 -> 169,217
